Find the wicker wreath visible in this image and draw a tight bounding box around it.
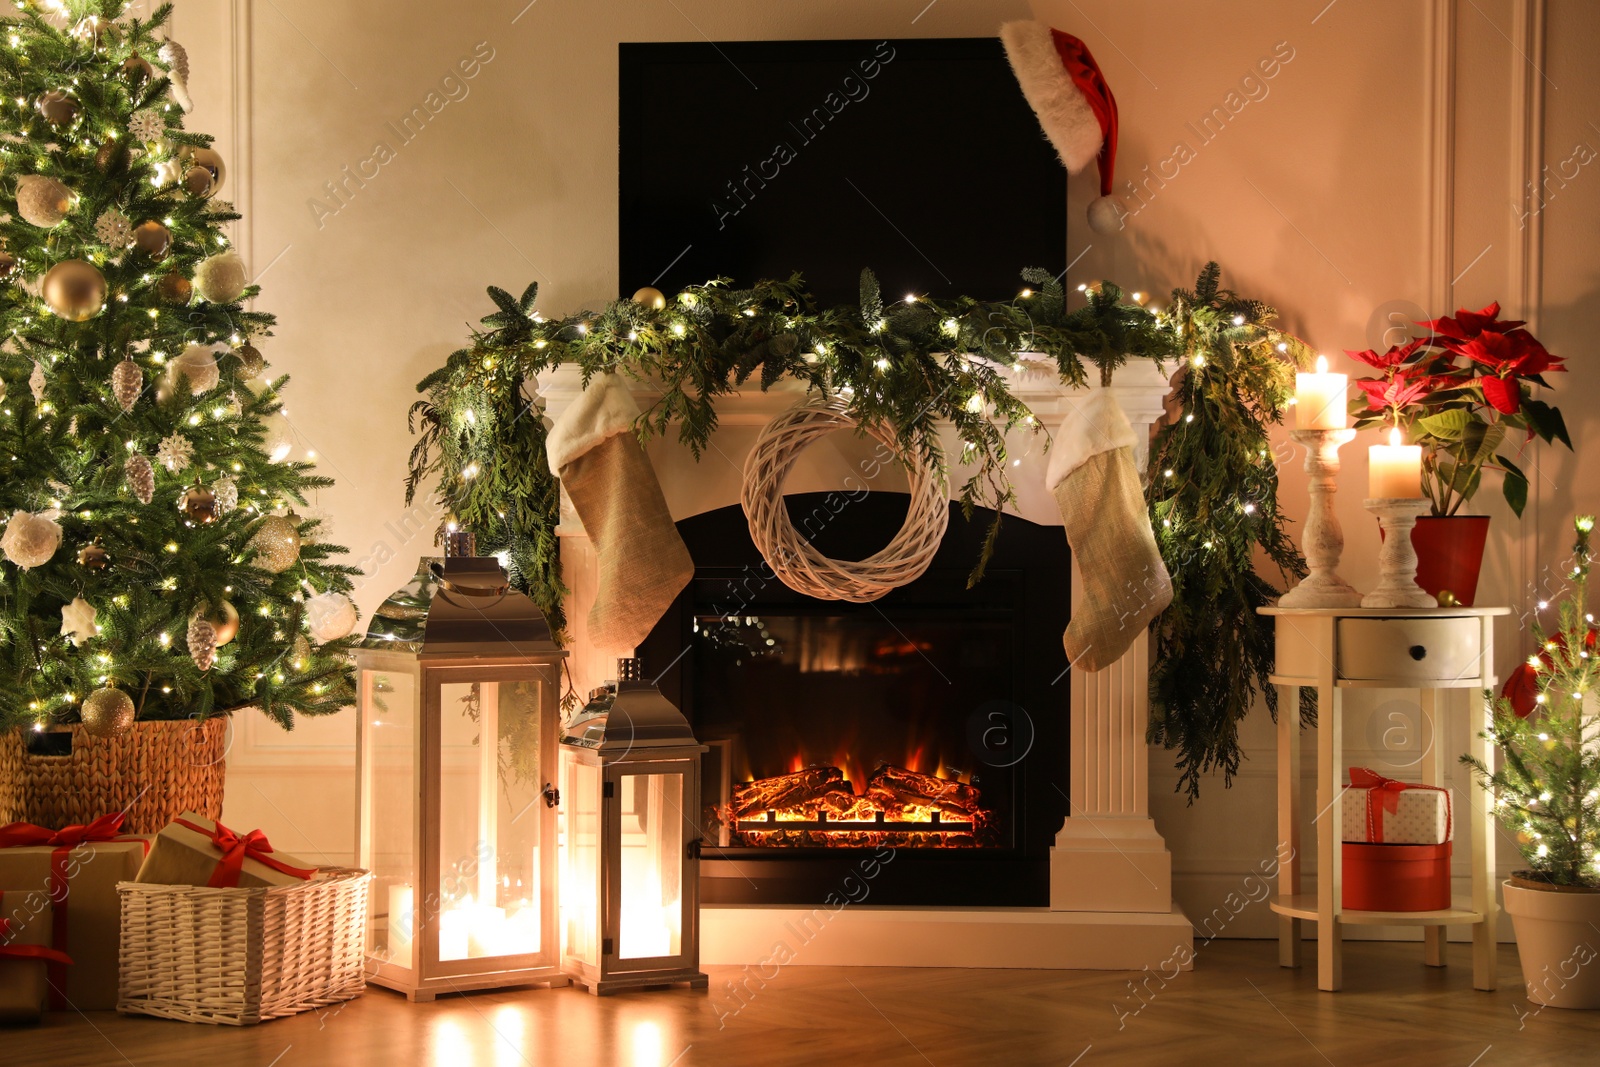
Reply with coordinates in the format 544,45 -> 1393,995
741,398 -> 949,602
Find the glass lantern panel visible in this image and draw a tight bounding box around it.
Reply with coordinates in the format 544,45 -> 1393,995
362,666 -> 418,970
561,757 -> 601,969
437,679 -> 545,962
617,771 -> 685,960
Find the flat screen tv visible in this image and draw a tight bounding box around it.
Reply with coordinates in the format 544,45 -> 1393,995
619,38 -> 1066,308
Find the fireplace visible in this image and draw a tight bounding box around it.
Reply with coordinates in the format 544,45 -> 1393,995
638,492 -> 1070,907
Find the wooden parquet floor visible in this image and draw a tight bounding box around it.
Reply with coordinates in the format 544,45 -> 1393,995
4,940 -> 1594,1067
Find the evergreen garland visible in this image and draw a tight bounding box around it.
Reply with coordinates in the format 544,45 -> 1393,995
0,1 -> 358,733
410,264 -> 1310,797
1146,264 -> 1316,799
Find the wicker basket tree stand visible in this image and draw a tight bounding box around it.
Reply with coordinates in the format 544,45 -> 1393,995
0,718 -> 228,833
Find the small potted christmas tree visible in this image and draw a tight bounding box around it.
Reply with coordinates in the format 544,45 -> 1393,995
1461,514 -> 1600,1009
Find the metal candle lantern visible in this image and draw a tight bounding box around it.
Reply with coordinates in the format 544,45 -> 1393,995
559,658 -> 709,995
353,555 -> 568,1001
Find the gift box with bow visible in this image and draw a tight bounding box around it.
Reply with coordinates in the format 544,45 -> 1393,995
0,814 -> 148,1011
134,813 -> 318,890
0,896 -> 72,1024
1340,767 -> 1452,845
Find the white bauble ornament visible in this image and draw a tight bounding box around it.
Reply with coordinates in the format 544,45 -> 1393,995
60,596 -> 98,647
170,344 -> 220,394
261,410 -> 294,462
193,252 -> 247,304
2,510 -> 62,569
159,38 -> 192,112
1086,195 -> 1128,235
305,591 -> 357,644
151,158 -> 183,188
16,175 -> 73,228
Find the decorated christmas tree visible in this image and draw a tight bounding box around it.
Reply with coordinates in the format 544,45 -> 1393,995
0,1 -> 356,736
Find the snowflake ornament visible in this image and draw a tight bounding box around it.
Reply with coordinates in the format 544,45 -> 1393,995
94,208 -> 133,247
157,432 -> 193,473
205,199 -> 236,217
128,108 -> 164,141
60,596 -> 98,647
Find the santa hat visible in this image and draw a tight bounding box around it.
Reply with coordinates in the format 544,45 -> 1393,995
1000,22 -> 1125,234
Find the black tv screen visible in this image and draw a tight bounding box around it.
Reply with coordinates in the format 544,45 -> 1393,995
619,38 -> 1067,308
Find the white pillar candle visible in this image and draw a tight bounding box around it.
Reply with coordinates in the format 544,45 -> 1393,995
1295,355 -> 1348,429
387,883 -> 415,968
1368,427 -> 1423,498
439,901 -> 471,961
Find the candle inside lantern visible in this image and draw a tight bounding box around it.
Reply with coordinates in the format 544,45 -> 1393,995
387,883 -> 415,968
439,900 -> 471,961
1369,427 -> 1423,498
1295,354 -> 1348,429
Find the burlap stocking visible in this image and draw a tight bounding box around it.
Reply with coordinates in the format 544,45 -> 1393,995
1047,390 -> 1172,672
546,373 -> 693,651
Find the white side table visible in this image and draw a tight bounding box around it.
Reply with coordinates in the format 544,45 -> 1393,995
1259,605 -> 1508,992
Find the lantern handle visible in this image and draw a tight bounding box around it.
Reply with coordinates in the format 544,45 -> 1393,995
541,782 -> 560,809
428,560 -> 510,598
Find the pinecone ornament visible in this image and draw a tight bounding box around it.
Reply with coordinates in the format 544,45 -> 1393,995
29,361 -> 45,402
111,358 -> 141,411
187,613 -> 216,670
213,475 -> 238,514
125,453 -> 155,504
94,208 -> 133,248
159,38 -> 192,111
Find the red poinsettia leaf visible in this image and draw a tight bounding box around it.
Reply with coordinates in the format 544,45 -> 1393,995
1502,662 -> 1540,718
1461,333 -> 1513,369
1481,374 -> 1521,414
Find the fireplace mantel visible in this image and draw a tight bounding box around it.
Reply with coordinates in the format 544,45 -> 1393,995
534,359 -> 1193,970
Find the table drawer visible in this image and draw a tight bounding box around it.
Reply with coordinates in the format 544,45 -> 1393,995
1336,617 -> 1481,682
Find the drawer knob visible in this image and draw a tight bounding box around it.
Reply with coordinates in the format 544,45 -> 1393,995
1409,644 -> 1427,661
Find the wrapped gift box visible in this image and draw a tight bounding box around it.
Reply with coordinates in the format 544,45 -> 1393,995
0,896 -> 66,1025
135,813 -> 317,890
1343,841 -> 1453,911
0,818 -> 147,1011
1340,767 -> 1452,844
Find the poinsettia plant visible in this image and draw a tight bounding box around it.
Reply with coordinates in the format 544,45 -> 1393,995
1348,302 -> 1570,517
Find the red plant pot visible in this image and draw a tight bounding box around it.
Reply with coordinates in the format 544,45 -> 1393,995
1380,515 -> 1491,606
1343,842 -> 1452,911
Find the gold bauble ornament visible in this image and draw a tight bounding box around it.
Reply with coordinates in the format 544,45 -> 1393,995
248,512 -> 301,574
194,599 -> 240,647
236,343 -> 266,378
169,344 -> 220,395
81,687 -> 135,739
77,542 -> 110,571
41,259 -> 107,321
181,147 -> 225,197
94,138 -> 128,171
1436,590 -> 1460,607
132,220 -> 171,259
631,286 -> 667,310
156,272 -> 193,306
16,175 -> 73,228
180,485 -> 218,525
37,90 -> 79,127
121,55 -> 153,85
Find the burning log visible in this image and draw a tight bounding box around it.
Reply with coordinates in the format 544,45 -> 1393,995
816,790 -> 879,822
732,766 -> 843,818
866,764 -> 982,814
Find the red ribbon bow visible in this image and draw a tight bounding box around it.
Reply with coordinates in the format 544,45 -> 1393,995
171,818 -> 317,888
1349,768 -> 1451,843
0,812 -> 132,856
0,902 -> 73,968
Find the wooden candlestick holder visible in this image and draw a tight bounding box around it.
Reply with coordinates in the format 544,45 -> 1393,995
1362,498 -> 1436,608
1279,429 -> 1363,608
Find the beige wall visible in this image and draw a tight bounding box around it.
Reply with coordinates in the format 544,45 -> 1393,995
175,1 -> 1598,933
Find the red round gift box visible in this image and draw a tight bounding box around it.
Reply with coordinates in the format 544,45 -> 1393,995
1342,841 -> 1452,911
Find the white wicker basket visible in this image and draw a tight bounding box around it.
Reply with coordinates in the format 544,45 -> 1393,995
116,867 -> 370,1025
